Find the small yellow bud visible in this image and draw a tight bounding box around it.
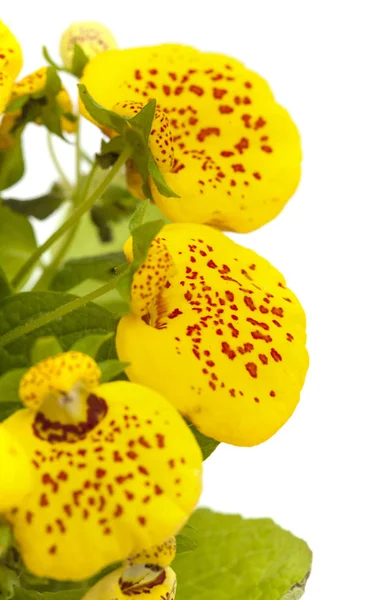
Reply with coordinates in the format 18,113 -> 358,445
60,22 -> 117,70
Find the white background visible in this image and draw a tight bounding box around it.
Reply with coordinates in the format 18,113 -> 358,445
2,1 -> 365,597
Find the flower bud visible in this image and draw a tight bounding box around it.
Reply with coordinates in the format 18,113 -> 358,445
60,22 -> 117,70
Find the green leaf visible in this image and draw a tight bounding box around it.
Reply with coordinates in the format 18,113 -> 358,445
30,336 -> 63,364
0,368 -> 28,404
0,134 -> 25,191
45,67 -> 62,97
0,401 -> 22,422
0,267 -> 12,300
41,105 -> 64,139
0,564 -> 19,600
78,84 -> 129,136
70,334 -> 112,358
148,151 -> 179,198
0,205 -> 37,279
13,589 -> 88,600
188,423 -> 220,460
175,534 -> 198,554
98,359 -> 129,383
173,509 -> 312,600
0,292 -> 117,376
129,99 -> 156,144
5,95 -> 30,113
71,43 -> 89,77
50,252 -> 128,292
131,219 -> 165,261
3,184 -> 66,220
128,201 -> 148,232
0,523 -> 11,557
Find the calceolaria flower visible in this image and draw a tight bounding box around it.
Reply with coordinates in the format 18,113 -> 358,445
80,43 -> 301,232
0,352 -> 202,580
60,22 -> 118,70
82,564 -> 176,600
82,537 -> 177,599
116,223 -> 309,447
0,21 -> 76,151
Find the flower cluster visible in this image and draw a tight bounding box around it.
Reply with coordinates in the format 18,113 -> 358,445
0,18 -> 310,600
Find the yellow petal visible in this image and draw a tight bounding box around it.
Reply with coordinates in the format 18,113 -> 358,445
127,236 -> 176,318
0,20 -> 23,79
81,564 -> 176,600
3,353 -> 202,580
0,71 -> 13,115
60,22 -> 117,70
11,67 -> 47,100
81,45 -> 301,232
19,351 -> 101,410
127,536 -> 176,568
116,223 -> 308,447
0,425 -> 33,512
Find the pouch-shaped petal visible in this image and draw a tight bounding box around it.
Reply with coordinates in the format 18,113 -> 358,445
80,45 -> 301,232
0,425 -> 33,512
0,20 -> 23,80
2,353 -> 202,580
116,223 -> 308,447
81,563 -> 176,600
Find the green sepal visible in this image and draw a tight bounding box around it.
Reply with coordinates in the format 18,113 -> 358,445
71,44 -> 89,77
0,522 -> 12,557
0,133 -> 25,191
187,422 -> 220,460
98,359 -> 129,383
79,86 -> 177,198
30,336 -> 63,364
70,333 -> 113,358
148,151 -> 179,198
0,368 -> 27,405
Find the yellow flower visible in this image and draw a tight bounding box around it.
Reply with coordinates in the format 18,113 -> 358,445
116,223 -> 309,447
81,563 -> 177,600
0,21 -> 76,150
0,352 -> 202,580
9,67 -> 77,133
80,44 -> 301,232
60,22 -> 118,70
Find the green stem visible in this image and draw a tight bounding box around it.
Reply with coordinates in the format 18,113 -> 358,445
47,132 -> 73,192
75,118 -> 82,191
33,163 -> 99,291
11,148 -> 132,290
81,149 -> 93,165
0,277 -> 122,348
